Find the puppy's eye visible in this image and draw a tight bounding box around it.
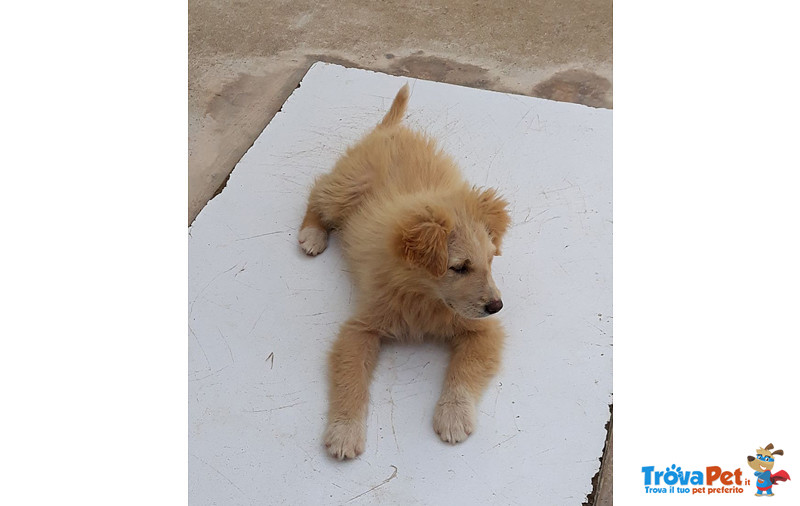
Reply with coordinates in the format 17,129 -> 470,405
449,264 -> 469,274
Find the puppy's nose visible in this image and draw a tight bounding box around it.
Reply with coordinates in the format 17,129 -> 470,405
485,299 -> 503,314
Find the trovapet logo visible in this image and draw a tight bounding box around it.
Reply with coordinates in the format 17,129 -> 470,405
641,464 -> 746,495
641,443 -> 792,497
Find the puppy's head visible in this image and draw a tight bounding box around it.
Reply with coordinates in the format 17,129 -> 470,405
396,189 -> 510,319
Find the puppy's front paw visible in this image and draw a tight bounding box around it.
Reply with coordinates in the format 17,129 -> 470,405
323,419 -> 365,460
433,399 -> 476,444
298,226 -> 328,256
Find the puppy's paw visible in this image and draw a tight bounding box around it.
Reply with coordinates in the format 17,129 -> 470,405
433,399 -> 476,444
323,419 -> 365,460
298,226 -> 328,256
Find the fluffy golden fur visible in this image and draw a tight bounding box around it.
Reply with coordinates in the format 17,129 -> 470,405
299,84 -> 511,460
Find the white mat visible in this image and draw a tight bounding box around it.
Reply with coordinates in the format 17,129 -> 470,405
189,62 -> 612,505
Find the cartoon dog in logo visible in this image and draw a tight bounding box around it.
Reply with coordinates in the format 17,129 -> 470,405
747,443 -> 791,496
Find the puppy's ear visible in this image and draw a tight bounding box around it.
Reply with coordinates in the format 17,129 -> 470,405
472,187 -> 511,253
398,205 -> 453,277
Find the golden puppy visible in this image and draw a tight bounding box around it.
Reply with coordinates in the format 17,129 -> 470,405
299,84 -> 511,460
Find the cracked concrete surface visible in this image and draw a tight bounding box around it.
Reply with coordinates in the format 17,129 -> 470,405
189,5 -> 612,499
189,0 -> 612,224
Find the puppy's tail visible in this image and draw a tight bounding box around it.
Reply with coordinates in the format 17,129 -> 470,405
379,84 -> 409,127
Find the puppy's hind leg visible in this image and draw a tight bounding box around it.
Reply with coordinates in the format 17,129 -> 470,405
434,319 -> 505,443
298,205 -> 329,256
298,172 -> 336,256
299,163 -> 372,256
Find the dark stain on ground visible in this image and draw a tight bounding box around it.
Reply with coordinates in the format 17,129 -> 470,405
532,69 -> 612,109
205,73 -> 275,120
305,53 -> 495,92
304,54 -> 612,111
386,53 -> 495,89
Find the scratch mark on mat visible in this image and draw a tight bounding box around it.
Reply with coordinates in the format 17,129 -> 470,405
249,306 -> 268,335
235,230 -> 286,241
346,465 -> 398,503
481,433 -> 519,454
191,454 -> 252,503
189,365 -> 231,382
247,401 -> 306,413
515,207 -> 550,228
189,325 -> 211,371
217,327 -> 234,363
189,263 -> 238,317
389,388 -> 400,452
234,262 -> 247,277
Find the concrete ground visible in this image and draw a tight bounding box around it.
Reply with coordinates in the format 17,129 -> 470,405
189,1 -> 612,503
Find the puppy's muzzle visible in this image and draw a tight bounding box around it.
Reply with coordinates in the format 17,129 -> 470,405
485,299 -> 503,315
